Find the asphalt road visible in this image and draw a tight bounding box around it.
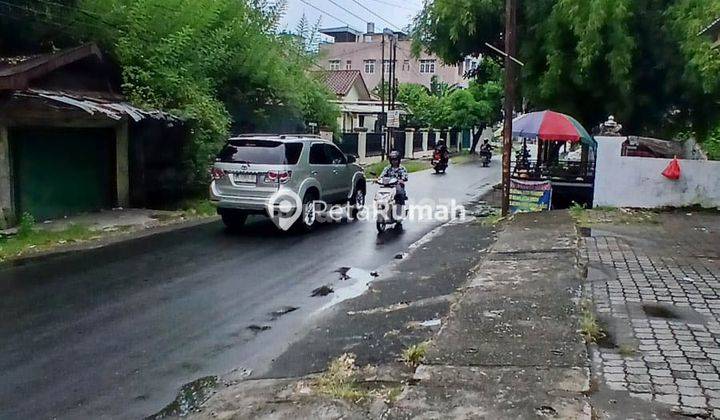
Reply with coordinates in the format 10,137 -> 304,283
0,160 -> 500,419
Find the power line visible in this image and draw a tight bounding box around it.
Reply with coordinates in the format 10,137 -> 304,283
324,0 -> 368,26
347,0 -> 402,31
297,0 -> 358,30
364,0 -> 417,12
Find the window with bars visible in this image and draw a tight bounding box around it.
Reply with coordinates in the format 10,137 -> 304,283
419,59 -> 436,74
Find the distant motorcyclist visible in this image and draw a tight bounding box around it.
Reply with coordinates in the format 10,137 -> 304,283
479,139 -> 494,167
435,140 -> 450,160
379,151 -> 408,205
479,139 -> 494,156
432,140 -> 450,173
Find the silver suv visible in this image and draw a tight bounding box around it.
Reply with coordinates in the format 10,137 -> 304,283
210,135 -> 366,231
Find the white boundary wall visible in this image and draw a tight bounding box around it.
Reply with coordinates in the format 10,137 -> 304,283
594,136 -> 720,208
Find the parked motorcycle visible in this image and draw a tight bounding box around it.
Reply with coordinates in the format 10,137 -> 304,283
374,177 -> 407,233
431,150 -> 449,174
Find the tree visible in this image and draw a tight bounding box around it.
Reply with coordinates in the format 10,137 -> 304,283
411,0 -> 720,147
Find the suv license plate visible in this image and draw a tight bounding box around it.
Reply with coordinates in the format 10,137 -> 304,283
233,173 -> 256,183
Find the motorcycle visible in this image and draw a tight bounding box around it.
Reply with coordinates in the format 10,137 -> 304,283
374,177 -> 407,233
480,146 -> 492,167
431,150 -> 449,174
480,151 -> 491,167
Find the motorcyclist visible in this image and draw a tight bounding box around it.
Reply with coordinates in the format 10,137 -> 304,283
480,139 -> 493,154
435,140 -> 450,161
379,150 -> 408,205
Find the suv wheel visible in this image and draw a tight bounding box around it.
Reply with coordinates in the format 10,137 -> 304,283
349,185 -> 365,219
221,210 -> 247,231
294,192 -> 318,232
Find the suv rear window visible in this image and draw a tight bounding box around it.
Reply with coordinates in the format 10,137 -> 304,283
216,140 -> 303,164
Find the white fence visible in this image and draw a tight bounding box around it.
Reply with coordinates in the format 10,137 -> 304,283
594,136 -> 720,208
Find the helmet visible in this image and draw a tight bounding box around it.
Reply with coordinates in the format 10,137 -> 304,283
389,150 -> 401,163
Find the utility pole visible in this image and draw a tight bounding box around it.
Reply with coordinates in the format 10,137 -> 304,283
387,33 -> 396,155
501,0 -> 518,216
380,34 -> 386,160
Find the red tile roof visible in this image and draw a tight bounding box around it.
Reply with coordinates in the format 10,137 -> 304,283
317,70 -> 370,98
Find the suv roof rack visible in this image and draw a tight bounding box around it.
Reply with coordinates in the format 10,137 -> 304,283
230,133 -> 322,139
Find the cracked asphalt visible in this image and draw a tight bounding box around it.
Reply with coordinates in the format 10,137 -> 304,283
0,160 -> 499,419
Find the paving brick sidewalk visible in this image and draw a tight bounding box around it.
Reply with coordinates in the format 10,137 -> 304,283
582,211 -> 720,418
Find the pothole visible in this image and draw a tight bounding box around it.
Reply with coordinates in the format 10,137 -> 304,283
268,306 -> 298,320
311,285 -> 334,297
642,304 -> 679,319
247,324 -> 271,333
578,227 -> 592,237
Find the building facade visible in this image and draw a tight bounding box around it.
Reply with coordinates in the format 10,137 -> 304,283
318,23 -> 475,91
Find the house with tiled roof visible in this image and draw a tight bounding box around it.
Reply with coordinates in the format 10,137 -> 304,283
317,69 -> 384,133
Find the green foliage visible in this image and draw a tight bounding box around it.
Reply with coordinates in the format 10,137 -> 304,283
579,300 -> 605,344
0,223 -> 95,262
17,212 -> 36,239
411,0 -> 720,147
398,64 -> 502,130
402,341 -> 429,367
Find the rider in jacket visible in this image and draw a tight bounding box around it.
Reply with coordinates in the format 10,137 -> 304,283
379,150 -> 408,205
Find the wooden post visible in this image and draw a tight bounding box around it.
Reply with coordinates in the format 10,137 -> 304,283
115,121 -> 130,208
0,125 -> 13,227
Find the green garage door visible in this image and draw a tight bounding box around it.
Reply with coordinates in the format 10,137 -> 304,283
11,127 -> 115,221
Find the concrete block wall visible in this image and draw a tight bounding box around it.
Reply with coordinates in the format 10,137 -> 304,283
594,136 -> 720,208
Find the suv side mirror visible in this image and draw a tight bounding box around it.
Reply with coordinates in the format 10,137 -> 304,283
346,154 -> 357,164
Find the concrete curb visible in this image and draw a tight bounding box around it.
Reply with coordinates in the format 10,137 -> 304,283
0,216 -> 219,270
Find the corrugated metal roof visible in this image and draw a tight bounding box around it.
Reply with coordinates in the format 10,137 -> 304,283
14,89 -> 178,122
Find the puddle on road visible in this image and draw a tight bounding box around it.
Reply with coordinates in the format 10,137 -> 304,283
319,267 -> 376,311
147,376 -> 218,419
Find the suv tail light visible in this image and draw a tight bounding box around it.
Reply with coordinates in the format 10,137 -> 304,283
211,167 -> 225,180
265,170 -> 292,184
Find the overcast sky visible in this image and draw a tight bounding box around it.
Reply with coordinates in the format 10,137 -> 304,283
279,0 -> 424,36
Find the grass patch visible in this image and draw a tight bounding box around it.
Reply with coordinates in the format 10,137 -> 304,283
314,353 -> 368,401
0,216 -> 97,262
179,198 -> 217,218
579,300 -> 606,344
364,159 -> 432,177
618,344 -> 637,357
402,341 -> 429,367
569,203 -> 658,227
476,212 -> 505,226
450,151 -> 479,165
